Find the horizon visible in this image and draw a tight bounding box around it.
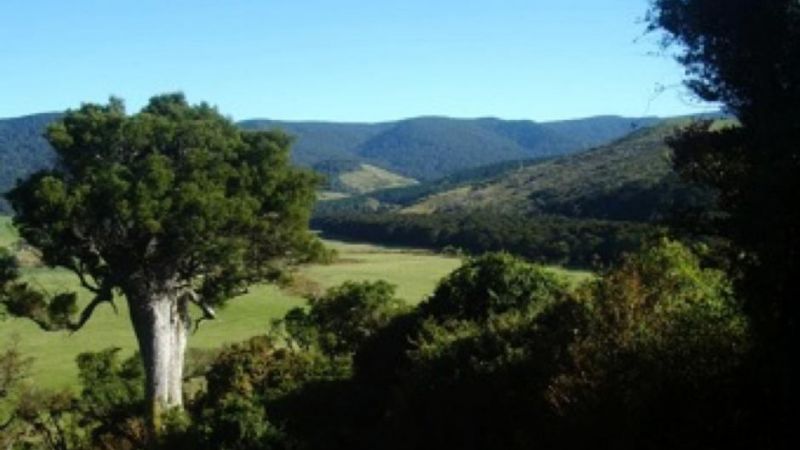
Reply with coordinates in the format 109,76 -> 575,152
1,0 -> 719,122
1,108 -> 715,124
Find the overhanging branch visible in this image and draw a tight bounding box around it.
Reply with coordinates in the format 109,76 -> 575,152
64,260 -> 101,294
68,288 -> 116,333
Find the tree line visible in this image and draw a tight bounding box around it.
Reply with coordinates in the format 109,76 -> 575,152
313,211 -> 655,267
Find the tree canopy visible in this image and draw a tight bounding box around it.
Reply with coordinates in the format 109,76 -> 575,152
3,93 -> 324,426
649,0 -> 799,439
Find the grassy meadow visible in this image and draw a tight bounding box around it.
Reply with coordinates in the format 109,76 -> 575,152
1,216 -> 589,390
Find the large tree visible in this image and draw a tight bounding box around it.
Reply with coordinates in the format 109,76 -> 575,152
648,0 -> 799,435
4,94 -> 323,425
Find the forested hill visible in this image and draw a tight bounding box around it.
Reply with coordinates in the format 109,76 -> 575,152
320,119 -> 716,223
0,112 -> 62,212
401,120 -> 690,220
378,120 -> 716,221
311,120 -> 721,267
1,113 -> 659,212
241,115 -> 660,180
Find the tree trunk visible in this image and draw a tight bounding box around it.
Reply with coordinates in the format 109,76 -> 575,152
125,282 -> 188,431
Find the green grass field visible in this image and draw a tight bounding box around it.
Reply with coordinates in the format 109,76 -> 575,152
1,218 -> 589,390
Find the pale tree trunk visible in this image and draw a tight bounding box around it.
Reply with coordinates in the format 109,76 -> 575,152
125,282 -> 189,431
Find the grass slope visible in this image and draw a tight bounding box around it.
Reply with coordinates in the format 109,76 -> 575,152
337,164 -> 418,193
1,229 -> 465,389
314,160 -> 418,195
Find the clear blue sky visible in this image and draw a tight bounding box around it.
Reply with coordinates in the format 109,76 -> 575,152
0,0 -> 714,122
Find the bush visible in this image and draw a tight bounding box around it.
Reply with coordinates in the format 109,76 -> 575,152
307,280 -> 408,357
549,239 -> 752,448
348,253 -> 581,450
420,252 -> 566,321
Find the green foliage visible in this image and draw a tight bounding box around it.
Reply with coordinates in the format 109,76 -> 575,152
420,252 -> 566,321
76,348 -> 144,420
0,246 -> 18,295
272,280 -> 412,358
195,393 -> 291,450
1,242 -> 755,449
12,389 -> 88,450
73,349 -> 147,449
549,239 -> 751,448
0,340 -> 33,446
305,280 -> 408,356
2,246 -> 72,330
8,348 -> 147,449
341,253 -> 581,450
193,336 -> 340,450
341,243 -> 752,449
5,92 -> 321,322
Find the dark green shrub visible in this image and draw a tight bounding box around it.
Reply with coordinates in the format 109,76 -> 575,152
550,239 -> 752,448
420,252 -> 566,321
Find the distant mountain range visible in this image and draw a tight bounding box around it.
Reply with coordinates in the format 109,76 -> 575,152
316,118 -> 722,223
0,111 -> 669,213
240,115 -> 660,180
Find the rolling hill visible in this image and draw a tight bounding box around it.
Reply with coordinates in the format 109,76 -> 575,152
243,115 -> 660,180
1,112 -> 660,212
318,119 -> 716,223
310,119 -> 724,267
238,119 -> 391,165
400,121 -> 681,218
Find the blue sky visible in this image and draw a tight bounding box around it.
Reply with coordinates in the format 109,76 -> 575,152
0,0 -> 715,122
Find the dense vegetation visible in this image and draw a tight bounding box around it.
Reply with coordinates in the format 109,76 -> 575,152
313,212 -> 655,267
649,0 -> 800,440
1,0 -> 796,446
1,242 -> 755,449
